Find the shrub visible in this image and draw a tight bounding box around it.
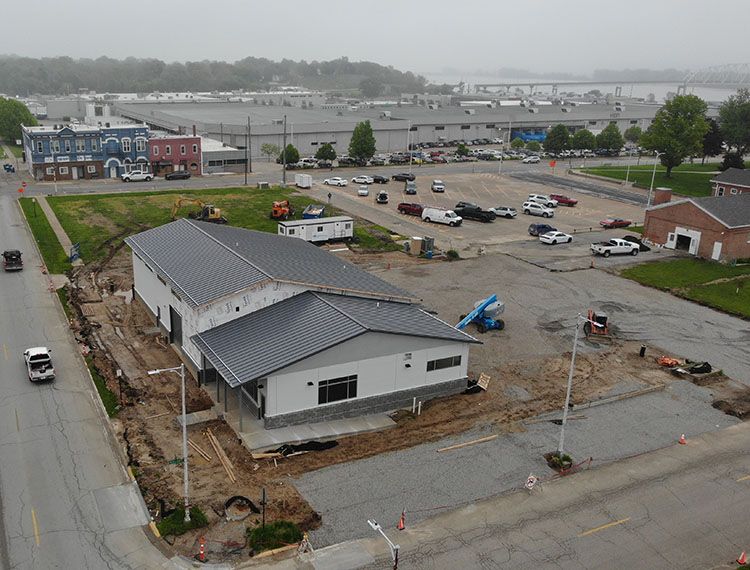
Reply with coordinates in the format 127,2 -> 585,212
156,507 -> 208,536
248,520 -> 302,553
446,249 -> 460,260
548,452 -> 573,470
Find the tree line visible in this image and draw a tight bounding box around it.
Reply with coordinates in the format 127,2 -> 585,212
0,55 -> 427,97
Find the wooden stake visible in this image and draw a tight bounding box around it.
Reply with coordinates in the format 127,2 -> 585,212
437,434 -> 497,453
188,439 -> 212,462
205,428 -> 236,483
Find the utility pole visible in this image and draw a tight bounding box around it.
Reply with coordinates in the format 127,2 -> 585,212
248,123 -> 252,174
282,115 -> 287,187
244,116 -> 249,186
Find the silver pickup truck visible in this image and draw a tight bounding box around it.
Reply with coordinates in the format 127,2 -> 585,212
23,347 -> 55,382
590,238 -> 640,257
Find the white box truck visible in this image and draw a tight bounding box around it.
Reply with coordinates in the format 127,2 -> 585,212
277,216 -> 354,243
294,173 -> 313,189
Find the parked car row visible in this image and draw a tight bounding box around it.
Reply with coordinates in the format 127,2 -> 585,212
120,169 -> 192,182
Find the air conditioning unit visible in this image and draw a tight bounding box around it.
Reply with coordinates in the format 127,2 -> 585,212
561,107 -> 570,113
528,108 -> 539,114
464,109 -> 476,115
380,110 -> 392,118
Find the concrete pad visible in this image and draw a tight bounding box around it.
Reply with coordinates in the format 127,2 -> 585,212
93,482 -> 150,531
175,409 -> 218,427
311,541 -> 375,570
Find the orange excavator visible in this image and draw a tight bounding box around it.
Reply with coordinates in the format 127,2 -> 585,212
270,200 -> 295,220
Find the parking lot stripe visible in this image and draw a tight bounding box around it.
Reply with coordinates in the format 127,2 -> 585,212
736,474 -> 750,482
2,343 -> 7,361
31,508 -> 41,546
577,517 -> 630,538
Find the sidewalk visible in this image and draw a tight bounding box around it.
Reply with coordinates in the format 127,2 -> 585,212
34,194 -> 84,266
242,420 -> 750,569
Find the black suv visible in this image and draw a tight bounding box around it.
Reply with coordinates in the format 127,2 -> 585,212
392,172 -> 416,182
453,203 -> 496,223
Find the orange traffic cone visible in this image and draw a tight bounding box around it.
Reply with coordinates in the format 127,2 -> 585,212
737,551 -> 747,564
198,536 -> 206,562
397,510 -> 405,531
678,434 -> 687,445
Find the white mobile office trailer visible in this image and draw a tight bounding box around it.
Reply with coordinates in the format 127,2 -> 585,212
277,216 -> 354,243
294,173 -> 313,189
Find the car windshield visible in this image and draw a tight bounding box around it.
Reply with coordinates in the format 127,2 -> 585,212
446,212 -> 457,218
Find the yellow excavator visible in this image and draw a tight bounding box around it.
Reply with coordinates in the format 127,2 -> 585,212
170,197 -> 227,224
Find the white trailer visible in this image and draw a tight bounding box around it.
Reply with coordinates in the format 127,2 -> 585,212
294,173 -> 313,189
277,216 -> 354,243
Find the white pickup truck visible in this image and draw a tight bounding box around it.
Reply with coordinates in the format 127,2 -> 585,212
590,238 -> 640,257
23,347 -> 55,382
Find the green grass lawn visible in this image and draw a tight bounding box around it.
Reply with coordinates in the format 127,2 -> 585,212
582,162 -> 719,197
43,186 -> 400,264
686,277 -> 750,319
18,198 -> 72,274
7,145 -> 23,158
621,259 -> 750,290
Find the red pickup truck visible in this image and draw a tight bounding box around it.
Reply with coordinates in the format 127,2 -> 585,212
397,202 -> 424,216
549,194 -> 578,207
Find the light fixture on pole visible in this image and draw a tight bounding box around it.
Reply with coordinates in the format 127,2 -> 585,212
147,364 -> 190,522
367,519 -> 400,569
647,151 -> 665,207
557,314 -> 603,457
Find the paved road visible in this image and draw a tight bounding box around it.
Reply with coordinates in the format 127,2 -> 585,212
0,195 -> 171,569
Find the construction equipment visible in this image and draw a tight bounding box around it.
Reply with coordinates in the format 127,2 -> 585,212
456,294 -> 505,333
271,200 -> 295,220
170,197 -> 227,223
583,309 -> 610,338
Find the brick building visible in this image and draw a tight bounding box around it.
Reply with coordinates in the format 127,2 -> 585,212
644,191 -> 750,261
148,133 -> 202,177
22,124 -> 105,181
711,168 -> 750,197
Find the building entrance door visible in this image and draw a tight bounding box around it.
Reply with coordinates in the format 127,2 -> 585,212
712,241 -> 723,260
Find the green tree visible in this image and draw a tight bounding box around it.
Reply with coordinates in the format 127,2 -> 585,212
623,125 -> 643,145
314,142 -> 337,161
0,97 -> 37,142
510,137 -> 525,150
720,151 -> 745,171
279,144 -> 299,165
348,120 -> 376,161
359,78 -> 384,98
525,140 -> 541,152
718,88 -> 750,156
543,124 -> 570,154
595,123 -> 625,152
570,129 -> 596,150
640,94 -> 709,177
260,143 -> 280,162
456,143 -> 469,156
701,118 -> 723,164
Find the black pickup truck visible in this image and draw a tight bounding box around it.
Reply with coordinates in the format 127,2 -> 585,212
2,250 -> 23,271
453,203 -> 496,223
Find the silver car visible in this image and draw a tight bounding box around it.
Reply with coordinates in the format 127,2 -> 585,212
522,201 -> 555,218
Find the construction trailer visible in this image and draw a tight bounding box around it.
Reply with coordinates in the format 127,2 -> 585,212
277,216 -> 354,243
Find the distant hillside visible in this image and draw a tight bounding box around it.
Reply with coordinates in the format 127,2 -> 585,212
0,55 -> 427,96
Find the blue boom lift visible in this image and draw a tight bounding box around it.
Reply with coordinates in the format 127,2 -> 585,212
456,294 -> 505,333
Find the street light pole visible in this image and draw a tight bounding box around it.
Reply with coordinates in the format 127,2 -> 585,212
148,364 -> 190,522
367,520 -> 400,569
647,151 -> 665,207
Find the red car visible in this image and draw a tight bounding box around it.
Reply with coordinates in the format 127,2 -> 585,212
600,217 -> 632,229
397,202 -> 424,216
550,194 -> 578,207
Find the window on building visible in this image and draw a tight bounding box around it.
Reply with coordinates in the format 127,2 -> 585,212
630,120 -> 638,125
288,228 -> 295,235
460,125 -> 471,130
59,166 -> 69,175
318,375 -> 358,405
91,139 -> 98,152
153,146 -> 159,156
192,144 -> 198,153
486,124 -> 496,129
717,186 -> 725,196
426,355 -> 462,372
87,165 -> 96,173
135,139 -> 146,152
45,167 -> 55,175
588,120 -> 597,126
157,275 -> 166,286
122,139 -> 131,153
317,226 -> 324,232
409,126 -> 417,132
51,140 -> 60,153
180,145 -> 186,155
64,140 -> 71,153
76,139 -> 85,152
36,141 -> 44,153
345,223 -> 351,229
434,126 -> 445,131
166,145 -> 172,156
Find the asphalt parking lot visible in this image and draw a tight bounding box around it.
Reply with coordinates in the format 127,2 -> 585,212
305,168 -> 652,269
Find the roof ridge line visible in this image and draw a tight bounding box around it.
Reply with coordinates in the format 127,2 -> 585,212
416,307 -> 478,342
185,219 -> 273,281
310,292 -> 370,331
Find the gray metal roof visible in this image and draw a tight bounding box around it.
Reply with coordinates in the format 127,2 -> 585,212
710,168 -> 750,187
191,291 -> 478,387
125,219 -> 413,308
692,194 -> 750,228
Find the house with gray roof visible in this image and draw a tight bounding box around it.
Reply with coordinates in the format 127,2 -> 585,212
644,191 -> 750,261
125,219 -> 478,428
711,168 -> 750,197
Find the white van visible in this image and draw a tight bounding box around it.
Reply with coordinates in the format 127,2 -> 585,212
421,207 -> 463,226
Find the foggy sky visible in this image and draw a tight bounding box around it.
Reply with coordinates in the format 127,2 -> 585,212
3,0 -> 748,78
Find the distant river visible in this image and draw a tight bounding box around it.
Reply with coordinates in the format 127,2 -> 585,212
421,73 -> 741,104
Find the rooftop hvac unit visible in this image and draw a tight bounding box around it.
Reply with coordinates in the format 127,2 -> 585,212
464,109 -> 476,115
561,107 -> 570,113
427,104 -> 438,110
528,108 -> 539,113
380,110 -> 392,118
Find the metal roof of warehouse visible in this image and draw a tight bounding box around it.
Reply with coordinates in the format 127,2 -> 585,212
124,219 -> 413,307
191,291 -> 478,387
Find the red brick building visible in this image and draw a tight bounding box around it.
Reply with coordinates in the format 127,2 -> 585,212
711,168 -> 750,197
644,192 -> 750,261
149,134 -> 202,176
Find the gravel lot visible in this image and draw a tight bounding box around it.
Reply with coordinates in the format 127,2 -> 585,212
295,253 -> 750,547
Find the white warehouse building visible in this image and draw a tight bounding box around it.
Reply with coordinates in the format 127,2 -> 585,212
125,220 -> 477,428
